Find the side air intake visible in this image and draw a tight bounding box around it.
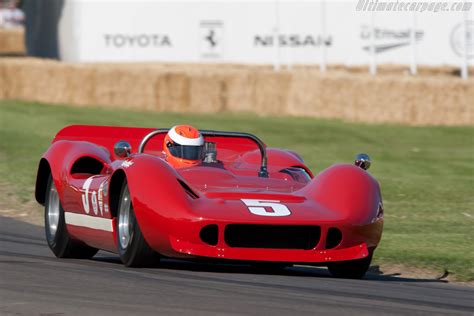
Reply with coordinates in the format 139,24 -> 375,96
224,225 -> 320,250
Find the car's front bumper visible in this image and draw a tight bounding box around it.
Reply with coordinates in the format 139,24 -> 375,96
161,219 -> 382,263
169,238 -> 371,263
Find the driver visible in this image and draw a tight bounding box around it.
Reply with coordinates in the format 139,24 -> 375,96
163,125 -> 204,168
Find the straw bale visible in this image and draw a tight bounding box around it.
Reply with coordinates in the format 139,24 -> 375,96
224,70 -> 256,113
0,57 -> 472,125
2,58 -> 63,103
91,66 -> 160,110
0,28 -> 25,54
0,60 -> 5,98
286,71 -> 473,125
188,74 -> 227,113
253,70 -> 292,115
64,64 -> 97,106
1,58 -> 33,99
155,73 -> 190,112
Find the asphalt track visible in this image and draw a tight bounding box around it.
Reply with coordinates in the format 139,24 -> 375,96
0,216 -> 473,316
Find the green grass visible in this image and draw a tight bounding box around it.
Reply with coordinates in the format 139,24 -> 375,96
1,99 -> 473,280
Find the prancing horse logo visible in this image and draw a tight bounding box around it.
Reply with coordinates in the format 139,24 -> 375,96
199,21 -> 223,58
205,29 -> 217,47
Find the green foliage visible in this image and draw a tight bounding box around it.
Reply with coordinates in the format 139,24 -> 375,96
0,100 -> 473,280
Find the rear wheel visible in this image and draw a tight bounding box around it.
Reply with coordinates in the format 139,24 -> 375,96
327,253 -> 373,279
44,175 -> 98,259
116,181 -> 159,267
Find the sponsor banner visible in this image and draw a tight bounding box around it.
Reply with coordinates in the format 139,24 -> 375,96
58,0 -> 473,66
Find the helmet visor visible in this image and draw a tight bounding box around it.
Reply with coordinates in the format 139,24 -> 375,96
168,144 -> 203,160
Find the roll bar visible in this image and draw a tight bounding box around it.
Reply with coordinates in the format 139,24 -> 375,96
138,129 -> 268,177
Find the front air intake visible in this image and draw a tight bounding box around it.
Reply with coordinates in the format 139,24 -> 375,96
224,224 -> 320,250
325,227 -> 342,249
200,225 -> 218,246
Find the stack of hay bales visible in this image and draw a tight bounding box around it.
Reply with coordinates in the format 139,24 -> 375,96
0,57 -> 472,125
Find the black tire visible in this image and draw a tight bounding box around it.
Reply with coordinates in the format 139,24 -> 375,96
44,175 -> 98,259
327,253 -> 373,279
116,181 -> 159,267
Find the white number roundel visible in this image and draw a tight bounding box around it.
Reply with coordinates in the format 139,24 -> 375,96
241,199 -> 291,217
81,177 -> 94,214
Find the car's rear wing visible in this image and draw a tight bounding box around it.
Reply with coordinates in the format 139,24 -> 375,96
54,125 -> 155,154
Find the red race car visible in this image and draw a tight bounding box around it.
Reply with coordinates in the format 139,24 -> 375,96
35,125 -> 383,278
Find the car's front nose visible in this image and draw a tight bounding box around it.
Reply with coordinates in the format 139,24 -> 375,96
161,197 -> 383,263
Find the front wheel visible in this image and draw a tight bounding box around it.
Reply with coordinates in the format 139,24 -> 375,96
327,253 -> 373,279
44,175 -> 98,259
116,181 -> 159,267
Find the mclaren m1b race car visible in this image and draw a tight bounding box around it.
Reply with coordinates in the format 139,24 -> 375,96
35,125 -> 383,278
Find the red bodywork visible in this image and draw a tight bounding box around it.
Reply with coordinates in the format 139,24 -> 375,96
35,125 -> 383,264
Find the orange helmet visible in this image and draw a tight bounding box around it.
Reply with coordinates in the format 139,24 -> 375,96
163,125 -> 204,168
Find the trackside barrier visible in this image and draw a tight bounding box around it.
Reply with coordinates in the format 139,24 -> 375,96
0,58 -> 472,126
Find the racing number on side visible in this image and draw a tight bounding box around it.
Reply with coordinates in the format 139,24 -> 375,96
241,199 -> 291,217
81,176 -> 109,216
81,177 -> 94,214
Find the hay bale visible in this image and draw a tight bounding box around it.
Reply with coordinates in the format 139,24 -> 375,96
286,70 -> 474,125
64,64 -> 97,106
2,58 -> 65,103
188,73 -> 227,113
253,70 -> 292,115
1,58 -> 34,100
155,73 -> 190,112
0,28 -> 25,54
0,57 -> 472,126
0,60 -> 5,99
92,66 -> 160,110
225,70 -> 256,113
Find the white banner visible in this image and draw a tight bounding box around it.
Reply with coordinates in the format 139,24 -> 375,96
58,0 -> 473,67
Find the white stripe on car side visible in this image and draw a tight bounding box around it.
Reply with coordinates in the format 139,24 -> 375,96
65,212 -> 113,232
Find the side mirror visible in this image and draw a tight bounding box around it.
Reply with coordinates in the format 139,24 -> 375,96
114,141 -> 132,158
355,153 -> 371,170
